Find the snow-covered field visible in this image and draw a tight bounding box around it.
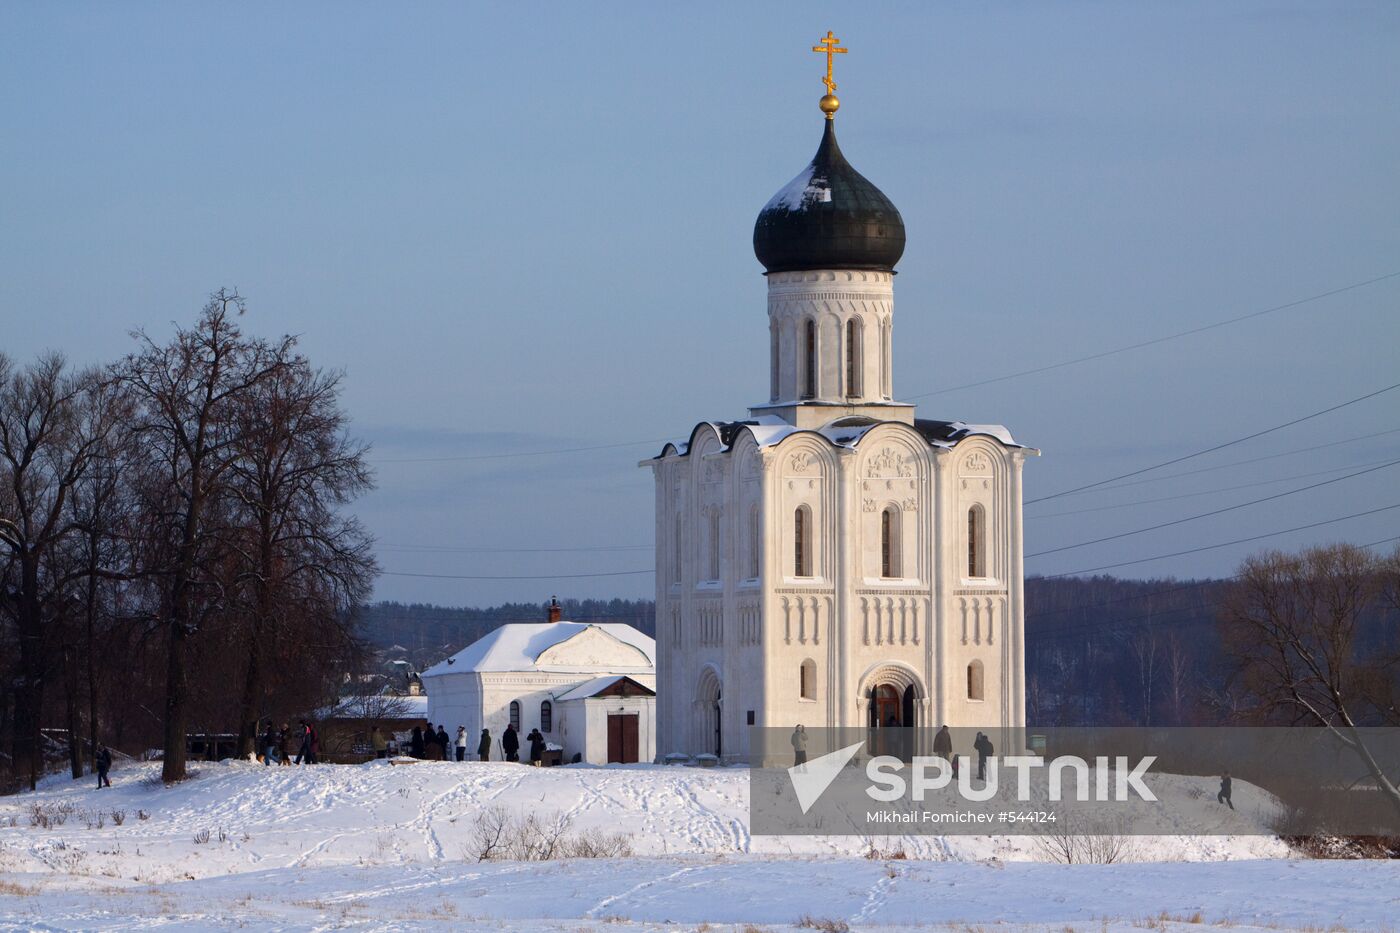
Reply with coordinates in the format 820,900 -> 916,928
0,759 -> 1392,931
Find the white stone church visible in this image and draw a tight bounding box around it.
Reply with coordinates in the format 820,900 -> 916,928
643,82 -> 1036,762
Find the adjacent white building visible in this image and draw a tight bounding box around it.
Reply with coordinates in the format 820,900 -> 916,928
642,94 -> 1037,762
422,602 -> 656,764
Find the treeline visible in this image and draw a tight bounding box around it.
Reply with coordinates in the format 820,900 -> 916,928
0,291 -> 376,790
358,598 -> 656,668
1025,575 -> 1231,726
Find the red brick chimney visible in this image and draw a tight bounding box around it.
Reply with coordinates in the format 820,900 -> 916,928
547,596 -> 561,623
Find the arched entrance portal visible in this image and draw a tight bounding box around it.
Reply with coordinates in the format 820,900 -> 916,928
695,668 -> 722,758
860,663 -> 927,760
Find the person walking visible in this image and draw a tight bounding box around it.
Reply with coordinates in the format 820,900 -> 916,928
933,724 -> 957,778
455,726 -> 467,762
262,721 -> 280,766
477,728 -> 492,762
502,723 -> 520,763
974,731 -> 994,781
308,722 -> 320,765
1218,771 -> 1234,810
95,745 -> 113,788
791,725 -> 808,769
435,725 -> 450,761
370,726 -> 387,760
527,728 -> 545,766
294,720 -> 313,765
409,725 -> 425,760
278,723 -> 293,766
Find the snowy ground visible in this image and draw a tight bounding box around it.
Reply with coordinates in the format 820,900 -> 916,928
0,759 -> 1392,931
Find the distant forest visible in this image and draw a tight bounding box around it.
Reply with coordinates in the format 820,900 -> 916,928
357,576 -> 1231,728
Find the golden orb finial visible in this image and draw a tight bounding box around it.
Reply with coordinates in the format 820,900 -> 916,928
811,31 -> 848,120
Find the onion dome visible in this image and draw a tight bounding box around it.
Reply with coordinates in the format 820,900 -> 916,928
752,118 -> 906,274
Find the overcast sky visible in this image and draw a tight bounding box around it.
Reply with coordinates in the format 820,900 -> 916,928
3,2 -> 1398,607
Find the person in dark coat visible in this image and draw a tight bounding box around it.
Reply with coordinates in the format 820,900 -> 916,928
262,721 -> 280,766
409,726 -> 425,759
974,731 -> 994,781
527,728 -> 545,766
1218,771 -> 1234,810
477,728 -> 492,762
435,725 -> 450,761
95,745 -> 113,788
278,723 -> 293,766
294,720 -> 314,765
933,724 -> 956,778
502,724 -> 520,763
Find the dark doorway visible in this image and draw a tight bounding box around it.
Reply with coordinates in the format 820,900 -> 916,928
607,713 -> 639,763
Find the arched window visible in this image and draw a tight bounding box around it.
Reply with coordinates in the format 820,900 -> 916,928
800,658 -> 816,700
540,701 -> 552,733
802,319 -> 817,399
770,326 -> 780,401
967,660 -> 985,701
707,510 -> 721,581
509,700 -> 521,731
846,318 -> 862,397
748,505 -> 761,579
673,516 -> 683,583
794,505 -> 812,577
968,506 -> 986,578
880,506 -> 901,578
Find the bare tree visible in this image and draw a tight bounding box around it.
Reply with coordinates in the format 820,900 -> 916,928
119,292 -> 292,782
0,353 -> 124,789
1127,626 -> 1159,726
224,357 -> 376,757
1220,543 -> 1400,820
1163,630 -> 1193,725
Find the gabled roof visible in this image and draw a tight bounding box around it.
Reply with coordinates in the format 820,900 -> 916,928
553,674 -> 657,703
420,622 -> 655,678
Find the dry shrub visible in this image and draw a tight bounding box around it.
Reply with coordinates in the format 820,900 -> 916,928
1034,815 -> 1135,864
466,805 -> 634,862
796,917 -> 851,933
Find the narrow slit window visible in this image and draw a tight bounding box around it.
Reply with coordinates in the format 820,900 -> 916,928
800,659 -> 816,700
708,511 -> 720,581
846,318 -> 861,397
803,320 -> 817,399
748,505 -> 761,579
881,507 -> 900,578
967,661 -> 985,701
968,506 -> 986,578
794,506 -> 812,577
540,701 -> 552,733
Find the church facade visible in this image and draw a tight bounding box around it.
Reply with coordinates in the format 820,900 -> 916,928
643,67 -> 1036,762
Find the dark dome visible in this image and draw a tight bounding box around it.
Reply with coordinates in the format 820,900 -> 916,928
753,119 -> 905,274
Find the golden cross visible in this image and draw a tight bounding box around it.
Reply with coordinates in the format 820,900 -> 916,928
811,30 -> 847,95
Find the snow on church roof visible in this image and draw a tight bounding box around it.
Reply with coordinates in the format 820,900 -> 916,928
553,674 -> 656,703
653,414 -> 1024,460
420,622 -> 655,678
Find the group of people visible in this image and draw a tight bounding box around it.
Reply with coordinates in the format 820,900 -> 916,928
259,720 -> 319,766
397,721 -> 549,765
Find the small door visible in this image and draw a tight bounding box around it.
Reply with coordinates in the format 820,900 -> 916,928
607,713 -> 639,764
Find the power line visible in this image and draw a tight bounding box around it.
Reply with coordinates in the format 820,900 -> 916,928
1027,457 -> 1400,558
1034,426 -> 1400,501
905,270 -> 1400,401
1027,456 -> 1400,520
1039,504 -> 1400,578
379,543 -> 651,554
370,272 -> 1400,468
1026,381 -> 1400,505
373,438 -> 675,465
383,565 -> 632,583
1027,535 -> 1400,637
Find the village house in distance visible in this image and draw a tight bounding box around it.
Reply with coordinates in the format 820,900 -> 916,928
644,34 -> 1037,762
423,599 -> 657,764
